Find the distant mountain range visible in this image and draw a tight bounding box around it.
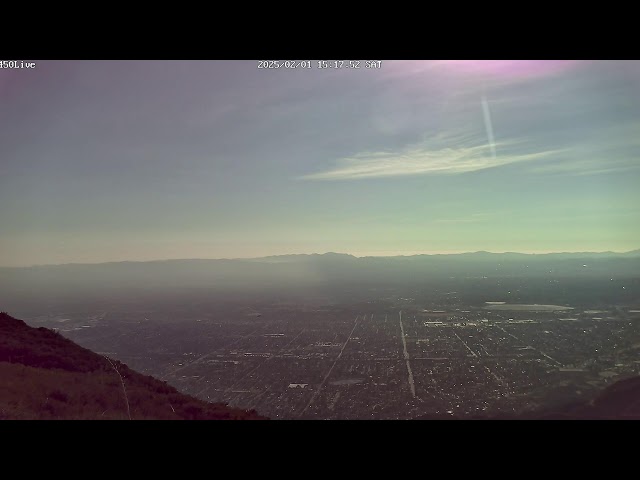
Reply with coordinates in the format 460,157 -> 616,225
4,249 -> 640,269
2,250 -> 639,302
0,312 -> 267,420
11,249 -> 640,267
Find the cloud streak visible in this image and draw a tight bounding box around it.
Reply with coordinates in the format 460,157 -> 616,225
481,96 -> 497,160
530,158 -> 640,176
301,140 -> 561,181
528,128 -> 640,176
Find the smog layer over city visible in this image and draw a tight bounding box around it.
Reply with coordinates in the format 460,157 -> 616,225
1,60 -> 639,419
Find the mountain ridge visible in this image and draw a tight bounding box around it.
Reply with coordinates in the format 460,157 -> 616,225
3,250 -> 639,305
0,312 -> 267,420
3,248 -> 640,269
416,374 -> 640,420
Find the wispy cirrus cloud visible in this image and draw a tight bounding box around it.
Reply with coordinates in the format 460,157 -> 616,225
301,139 -> 562,181
529,157 -> 640,176
527,126 -> 640,176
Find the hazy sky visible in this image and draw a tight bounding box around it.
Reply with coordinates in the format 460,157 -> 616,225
1,60 -> 639,266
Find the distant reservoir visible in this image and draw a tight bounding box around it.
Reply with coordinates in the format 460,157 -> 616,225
483,304 -> 574,311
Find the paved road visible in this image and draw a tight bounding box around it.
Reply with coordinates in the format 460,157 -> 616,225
399,311 -> 416,398
298,315 -> 361,417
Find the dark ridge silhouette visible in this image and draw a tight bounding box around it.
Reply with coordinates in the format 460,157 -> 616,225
415,376 -> 640,420
0,312 -> 267,420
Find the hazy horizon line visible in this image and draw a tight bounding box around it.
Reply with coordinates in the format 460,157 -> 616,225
2,248 -> 639,269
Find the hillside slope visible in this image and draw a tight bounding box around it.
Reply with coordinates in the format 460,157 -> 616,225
542,375 -> 640,419
0,312 -> 267,420
415,376 -> 640,420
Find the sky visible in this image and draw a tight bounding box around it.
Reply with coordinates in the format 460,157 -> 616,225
1,60 -> 639,266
